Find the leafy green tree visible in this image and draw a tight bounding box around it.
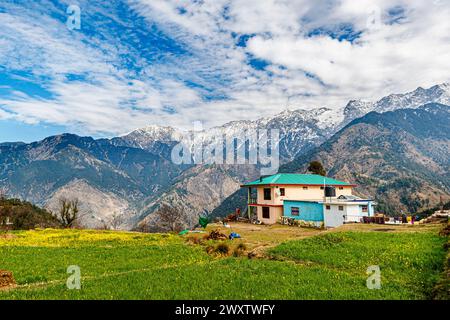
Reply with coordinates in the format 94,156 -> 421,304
0,197 -> 60,230
307,161 -> 326,176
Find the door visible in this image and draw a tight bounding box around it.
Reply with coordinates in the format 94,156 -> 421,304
324,205 -> 345,227
262,207 -> 270,219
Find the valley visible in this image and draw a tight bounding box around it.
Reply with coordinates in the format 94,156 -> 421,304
0,84 -> 449,229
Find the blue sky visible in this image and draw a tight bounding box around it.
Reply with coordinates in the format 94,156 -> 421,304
0,0 -> 449,142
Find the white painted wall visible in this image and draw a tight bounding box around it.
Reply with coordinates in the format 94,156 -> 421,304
324,204 -> 346,227
324,203 -> 371,226
345,205 -> 363,223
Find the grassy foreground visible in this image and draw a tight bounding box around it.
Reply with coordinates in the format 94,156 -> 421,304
0,224 -> 447,300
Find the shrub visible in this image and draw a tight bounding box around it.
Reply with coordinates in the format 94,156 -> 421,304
233,242 -> 247,257
0,198 -> 60,230
205,245 -> 215,255
214,242 -> 230,256
186,235 -> 204,245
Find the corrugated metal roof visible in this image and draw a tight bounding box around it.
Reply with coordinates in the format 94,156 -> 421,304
337,195 -> 361,200
242,173 -> 353,186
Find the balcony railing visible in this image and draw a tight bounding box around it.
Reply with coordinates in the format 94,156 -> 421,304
248,198 -> 258,204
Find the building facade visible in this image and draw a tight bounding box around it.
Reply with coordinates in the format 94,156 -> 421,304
241,174 -> 375,227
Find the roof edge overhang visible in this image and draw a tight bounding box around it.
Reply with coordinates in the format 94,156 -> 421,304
248,204 -> 283,207
321,200 -> 375,205
241,183 -> 357,188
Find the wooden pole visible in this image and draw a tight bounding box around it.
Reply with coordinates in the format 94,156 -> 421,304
248,187 -> 251,220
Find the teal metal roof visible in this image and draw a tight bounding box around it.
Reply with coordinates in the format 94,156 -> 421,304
241,174 -> 353,187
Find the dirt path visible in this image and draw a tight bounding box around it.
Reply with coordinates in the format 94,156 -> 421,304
203,222 -> 323,249
199,221 -> 442,258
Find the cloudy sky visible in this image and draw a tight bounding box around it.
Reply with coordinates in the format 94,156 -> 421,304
0,0 -> 449,142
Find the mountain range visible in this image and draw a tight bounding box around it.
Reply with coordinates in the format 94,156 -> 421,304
0,83 -> 449,229
282,103 -> 450,213
214,102 -> 450,217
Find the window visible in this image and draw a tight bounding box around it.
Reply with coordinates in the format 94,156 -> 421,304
361,205 -> 368,213
338,205 -> 344,211
291,207 -> 299,216
303,186 -> 308,190
339,187 -> 344,190
262,207 -> 270,219
280,188 -> 285,196
326,205 -> 331,210
263,188 -> 271,200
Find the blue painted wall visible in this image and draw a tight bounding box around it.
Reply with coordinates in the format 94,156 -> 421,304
283,201 -> 324,221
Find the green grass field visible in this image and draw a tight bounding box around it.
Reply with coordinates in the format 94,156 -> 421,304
0,224 -> 447,300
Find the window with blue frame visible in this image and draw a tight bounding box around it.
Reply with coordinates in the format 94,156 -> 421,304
291,207 -> 299,216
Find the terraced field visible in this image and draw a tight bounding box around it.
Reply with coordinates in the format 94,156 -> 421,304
0,223 -> 447,299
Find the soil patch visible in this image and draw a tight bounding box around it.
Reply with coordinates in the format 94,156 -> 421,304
0,270 -> 16,290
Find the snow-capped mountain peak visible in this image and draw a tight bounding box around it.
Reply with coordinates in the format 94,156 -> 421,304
374,83 -> 450,113
125,125 -> 183,142
343,83 -> 450,124
343,100 -> 374,122
119,82 -> 449,161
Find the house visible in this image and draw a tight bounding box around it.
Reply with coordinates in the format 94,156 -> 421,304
241,173 -> 375,227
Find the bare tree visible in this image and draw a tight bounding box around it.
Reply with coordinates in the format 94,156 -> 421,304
154,204 -> 184,233
110,212 -> 123,230
57,198 -> 80,228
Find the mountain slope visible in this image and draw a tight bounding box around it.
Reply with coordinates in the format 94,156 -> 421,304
281,103 -> 450,214
0,197 -> 60,230
0,134 -> 182,228
114,108 -> 343,227
2,84 -> 449,228
112,83 -> 450,167
113,107 -> 342,164
137,165 -> 253,229
215,103 -> 450,217
120,83 -> 450,222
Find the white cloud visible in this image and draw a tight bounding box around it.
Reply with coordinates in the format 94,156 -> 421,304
123,0 -> 450,118
0,108 -> 12,120
0,0 -> 449,136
